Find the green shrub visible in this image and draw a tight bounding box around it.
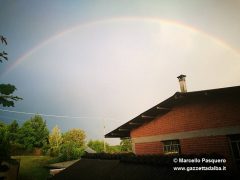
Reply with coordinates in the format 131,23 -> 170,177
10,143 -> 27,156
59,143 -> 85,161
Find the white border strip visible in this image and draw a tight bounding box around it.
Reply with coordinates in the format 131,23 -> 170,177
132,126 -> 240,144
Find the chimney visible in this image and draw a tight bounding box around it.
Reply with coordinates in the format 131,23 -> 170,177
177,74 -> 187,93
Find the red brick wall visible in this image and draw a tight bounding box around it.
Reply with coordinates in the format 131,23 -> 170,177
134,136 -> 234,168
135,141 -> 163,155
180,136 -> 232,160
131,97 -> 240,138
134,136 -> 232,160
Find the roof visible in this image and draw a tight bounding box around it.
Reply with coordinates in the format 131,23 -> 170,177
84,146 -> 96,154
105,85 -> 240,138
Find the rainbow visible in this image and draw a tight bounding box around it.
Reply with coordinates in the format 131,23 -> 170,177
1,16 -> 239,77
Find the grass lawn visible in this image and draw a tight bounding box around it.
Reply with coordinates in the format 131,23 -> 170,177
12,156 -> 54,180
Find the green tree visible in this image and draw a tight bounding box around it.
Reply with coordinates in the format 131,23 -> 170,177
120,138 -> 132,152
0,84 -> 22,107
0,35 -> 7,62
108,145 -> 121,153
7,120 -> 19,143
49,125 -> 63,156
0,121 -> 10,158
60,128 -> 86,160
88,140 -> 105,153
87,139 -> 113,153
18,115 -> 49,151
0,35 -> 22,159
0,35 -> 22,107
62,128 -> 86,147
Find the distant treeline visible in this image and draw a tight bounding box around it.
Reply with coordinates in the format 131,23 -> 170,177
0,115 -> 132,161
0,115 -> 49,158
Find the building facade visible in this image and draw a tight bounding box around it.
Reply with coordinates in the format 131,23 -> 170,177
105,77 -> 240,167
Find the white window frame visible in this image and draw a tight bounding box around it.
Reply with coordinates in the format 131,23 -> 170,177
162,140 -> 180,155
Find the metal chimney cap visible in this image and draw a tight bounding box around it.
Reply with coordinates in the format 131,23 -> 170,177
177,74 -> 187,93
177,74 -> 186,80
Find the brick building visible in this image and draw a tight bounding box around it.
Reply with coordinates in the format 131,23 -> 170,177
105,75 -> 240,167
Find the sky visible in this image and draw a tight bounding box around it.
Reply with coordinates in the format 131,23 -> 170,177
0,0 -> 240,144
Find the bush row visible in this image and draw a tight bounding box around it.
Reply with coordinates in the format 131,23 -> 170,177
82,153 -> 226,166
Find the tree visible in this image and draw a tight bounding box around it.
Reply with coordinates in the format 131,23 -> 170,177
18,115 -> 49,150
87,140 -> 106,153
62,128 -> 86,147
49,125 -> 63,156
0,84 -> 22,107
87,140 -> 119,153
60,128 -> 86,160
120,138 -> 132,152
7,120 -> 19,143
0,121 -> 10,158
0,35 -> 22,107
0,35 -> 7,62
108,145 -> 121,153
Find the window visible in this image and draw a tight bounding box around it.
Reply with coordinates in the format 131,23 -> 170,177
162,140 -> 180,155
229,134 -> 240,167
